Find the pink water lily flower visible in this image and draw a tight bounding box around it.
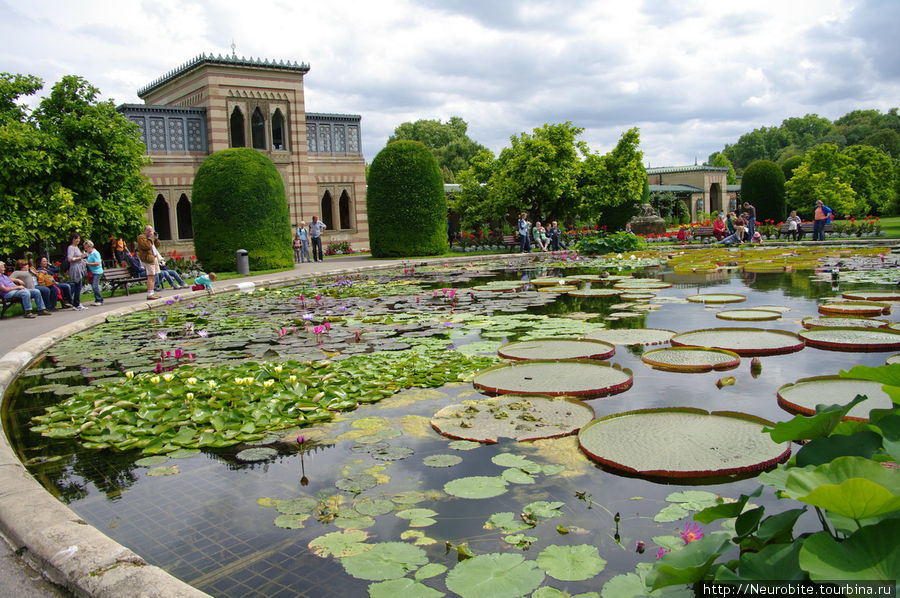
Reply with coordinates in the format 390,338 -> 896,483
656,547 -> 670,560
681,522 -> 703,544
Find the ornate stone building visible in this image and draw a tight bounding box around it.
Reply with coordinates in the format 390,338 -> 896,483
647,165 -> 737,220
118,54 -> 368,254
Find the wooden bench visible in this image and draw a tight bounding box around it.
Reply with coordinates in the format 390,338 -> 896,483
777,221 -> 832,240
501,235 -> 519,251
1,294 -> 20,319
105,267 -> 146,296
691,226 -> 715,241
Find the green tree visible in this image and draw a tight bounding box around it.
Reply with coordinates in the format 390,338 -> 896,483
367,140 -> 447,257
191,148 -> 292,271
741,160 -> 785,222
0,73 -> 41,123
780,114 -> 835,149
721,126 -> 791,170
785,144 -> 859,217
710,152 -> 737,184
387,117 -> 487,183
454,148 -> 497,229
578,127 -> 645,231
781,155 -> 804,182
841,145 -> 897,215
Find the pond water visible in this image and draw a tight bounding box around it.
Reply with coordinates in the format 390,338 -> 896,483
3,251 -> 898,597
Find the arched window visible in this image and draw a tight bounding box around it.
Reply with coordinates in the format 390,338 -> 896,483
321,191 -> 334,230
272,109 -> 285,150
153,195 -> 172,240
251,107 -> 266,150
339,190 -> 352,229
230,107 -> 245,147
176,194 -> 193,239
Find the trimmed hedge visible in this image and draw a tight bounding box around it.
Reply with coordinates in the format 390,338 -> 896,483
742,160 -> 786,223
367,140 -> 448,257
191,148 -> 292,272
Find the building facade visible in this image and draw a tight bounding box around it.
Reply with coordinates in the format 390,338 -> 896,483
647,165 -> 736,221
118,53 -> 368,255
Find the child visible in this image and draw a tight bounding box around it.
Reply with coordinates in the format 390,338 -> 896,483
192,272 -> 217,295
83,240 -> 104,306
751,230 -> 762,244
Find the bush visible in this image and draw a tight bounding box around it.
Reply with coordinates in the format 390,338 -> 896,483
367,141 -> 448,257
742,160 -> 786,223
574,231 -> 643,255
191,148 -> 292,272
781,155 -> 804,182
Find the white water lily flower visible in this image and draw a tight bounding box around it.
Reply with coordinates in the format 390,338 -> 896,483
162,374 -> 174,382
207,380 -> 217,388
185,392 -> 194,401
186,377 -> 197,385
149,375 -> 160,384
273,365 -> 283,373
125,371 -> 134,379
263,379 -> 275,387
289,375 -> 297,383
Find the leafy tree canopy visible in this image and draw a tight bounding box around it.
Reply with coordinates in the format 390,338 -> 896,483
0,73 -> 153,255
709,152 -> 737,184
387,116 -> 487,183
785,144 -> 859,217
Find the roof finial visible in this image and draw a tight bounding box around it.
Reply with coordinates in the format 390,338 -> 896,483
231,40 -> 237,59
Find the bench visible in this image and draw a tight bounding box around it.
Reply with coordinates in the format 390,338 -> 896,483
1,294 -> 19,319
501,235 -> 519,251
105,267 -> 146,296
691,226 -> 715,241
777,221 -> 832,240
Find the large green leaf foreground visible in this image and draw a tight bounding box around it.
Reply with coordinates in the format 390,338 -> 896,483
578,408 -> 791,479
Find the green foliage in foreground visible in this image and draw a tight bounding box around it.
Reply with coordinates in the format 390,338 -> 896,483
30,342 -> 497,455
603,363 -> 900,595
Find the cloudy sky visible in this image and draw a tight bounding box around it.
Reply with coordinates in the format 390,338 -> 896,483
2,0 -> 898,166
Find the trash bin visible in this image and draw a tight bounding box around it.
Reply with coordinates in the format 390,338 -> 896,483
236,249 -> 249,275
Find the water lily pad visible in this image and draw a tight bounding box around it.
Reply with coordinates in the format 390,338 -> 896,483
395,508 -> 438,527
401,530 -> 439,546
443,475 -> 508,499
818,301 -> 890,317
522,500 -> 565,521
333,514 -> 377,530
887,353 -> 900,365
536,544 -> 606,581
686,293 -> 747,304
484,512 -> 532,533
354,498 -> 395,517
582,328 -> 675,346
367,578 -> 444,598
336,473 -> 379,493
640,347 -> 740,373
371,446 -> 415,461
472,360 -> 632,398
431,395 -> 594,443
567,288 -> 622,297
491,453 -> 542,473
308,529 -> 372,558
715,309 -> 782,321
274,513 -> 310,529
777,376 -> 893,421
423,454 -> 463,468
497,338 -> 615,361
801,316 -> 889,329
445,552 -> 545,598
236,447 -> 278,462
841,290 -> 900,301
134,455 -> 169,467
578,408 -> 791,479
147,465 -> 179,476
798,327 -> 900,352
670,328 -> 805,357
341,542 -> 428,581
501,468 -> 535,484
448,440 -> 482,451
276,497 -> 319,514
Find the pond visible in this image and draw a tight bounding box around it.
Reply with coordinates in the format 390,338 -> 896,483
4,247 -> 899,597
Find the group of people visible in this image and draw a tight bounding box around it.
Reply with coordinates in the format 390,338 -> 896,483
714,202 -> 760,245
517,213 -> 563,252
292,216 -> 327,263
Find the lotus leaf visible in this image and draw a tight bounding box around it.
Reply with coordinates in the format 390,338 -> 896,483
431,395 -> 593,443
685,293 -> 746,304
641,347 -> 740,373
443,476 -> 508,499
536,544 -> 606,581
367,578 -> 445,598
799,519 -> 900,581
670,328 -> 804,357
776,377 -> 891,421
236,447 -> 278,462
582,328 -> 675,346
273,513 -> 310,529
340,542 -> 428,581
445,552 -> 545,598
503,533 -> 538,548
645,533 -> 732,590
578,408 -> 791,479
423,454 -> 463,468
308,529 -> 372,558
497,338 -> 615,361
473,360 -> 632,398
798,327 -> 900,352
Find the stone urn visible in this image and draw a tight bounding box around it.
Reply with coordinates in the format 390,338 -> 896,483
629,204 -> 667,236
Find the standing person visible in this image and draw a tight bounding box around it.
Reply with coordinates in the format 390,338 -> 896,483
66,232 -> 88,310
0,260 -> 51,318
785,210 -> 803,241
136,225 -> 161,300
725,212 -> 735,236
517,212 -> 531,253
293,233 -> 302,263
743,202 -> 757,239
547,221 -> 561,251
309,216 -> 326,262
812,200 -> 833,241
297,221 -> 311,263
83,240 -> 104,306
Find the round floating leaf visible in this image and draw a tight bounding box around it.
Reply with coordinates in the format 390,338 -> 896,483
578,408 -> 791,479
334,514 -> 376,530
372,446 -> 415,461
613,280 -> 671,289
501,468 -> 535,484
537,285 -> 579,293
341,541 -> 428,581
431,395 -> 594,443
308,529 -> 372,558
354,498 -> 395,517
801,316 -> 889,330
423,454 -> 463,468
443,476 -> 508,499
445,552 -> 545,598
641,347 -> 740,373
491,453 -> 542,473
401,530 -> 439,546
522,500 -> 565,521
497,338 -> 615,361
887,353 -> 900,365
841,290 -> 900,301
798,327 -> 900,352
582,328 -> 675,346
484,512 -> 532,533
818,301 -> 890,317
670,328 -> 804,357
336,473 -> 379,493
276,497 -> 319,514
472,360 -> 633,399
415,562 -> 448,581
274,513 -> 310,529
777,376 -> 893,421
536,544 -> 606,581
134,456 -> 169,467
567,288 -> 622,297
147,465 -> 179,476
236,447 -> 278,462
367,578 -> 445,598
448,440 -> 482,451
167,448 -> 200,459
686,293 -> 747,304
715,309 -> 782,322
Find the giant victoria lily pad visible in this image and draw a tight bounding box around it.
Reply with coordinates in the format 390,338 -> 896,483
670,328 -> 805,357
798,327 -> 900,352
577,408 -> 791,479
497,338 -> 615,361
801,316 -> 889,330
686,293 -> 747,304
841,290 -> 900,301
777,376 -> 894,421
640,347 -> 740,373
818,301 -> 891,317
715,309 -> 782,322
472,360 -> 633,399
430,395 -> 594,443
582,328 -> 676,346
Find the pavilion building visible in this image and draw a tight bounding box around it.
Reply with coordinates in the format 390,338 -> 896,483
647,165 -> 739,220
